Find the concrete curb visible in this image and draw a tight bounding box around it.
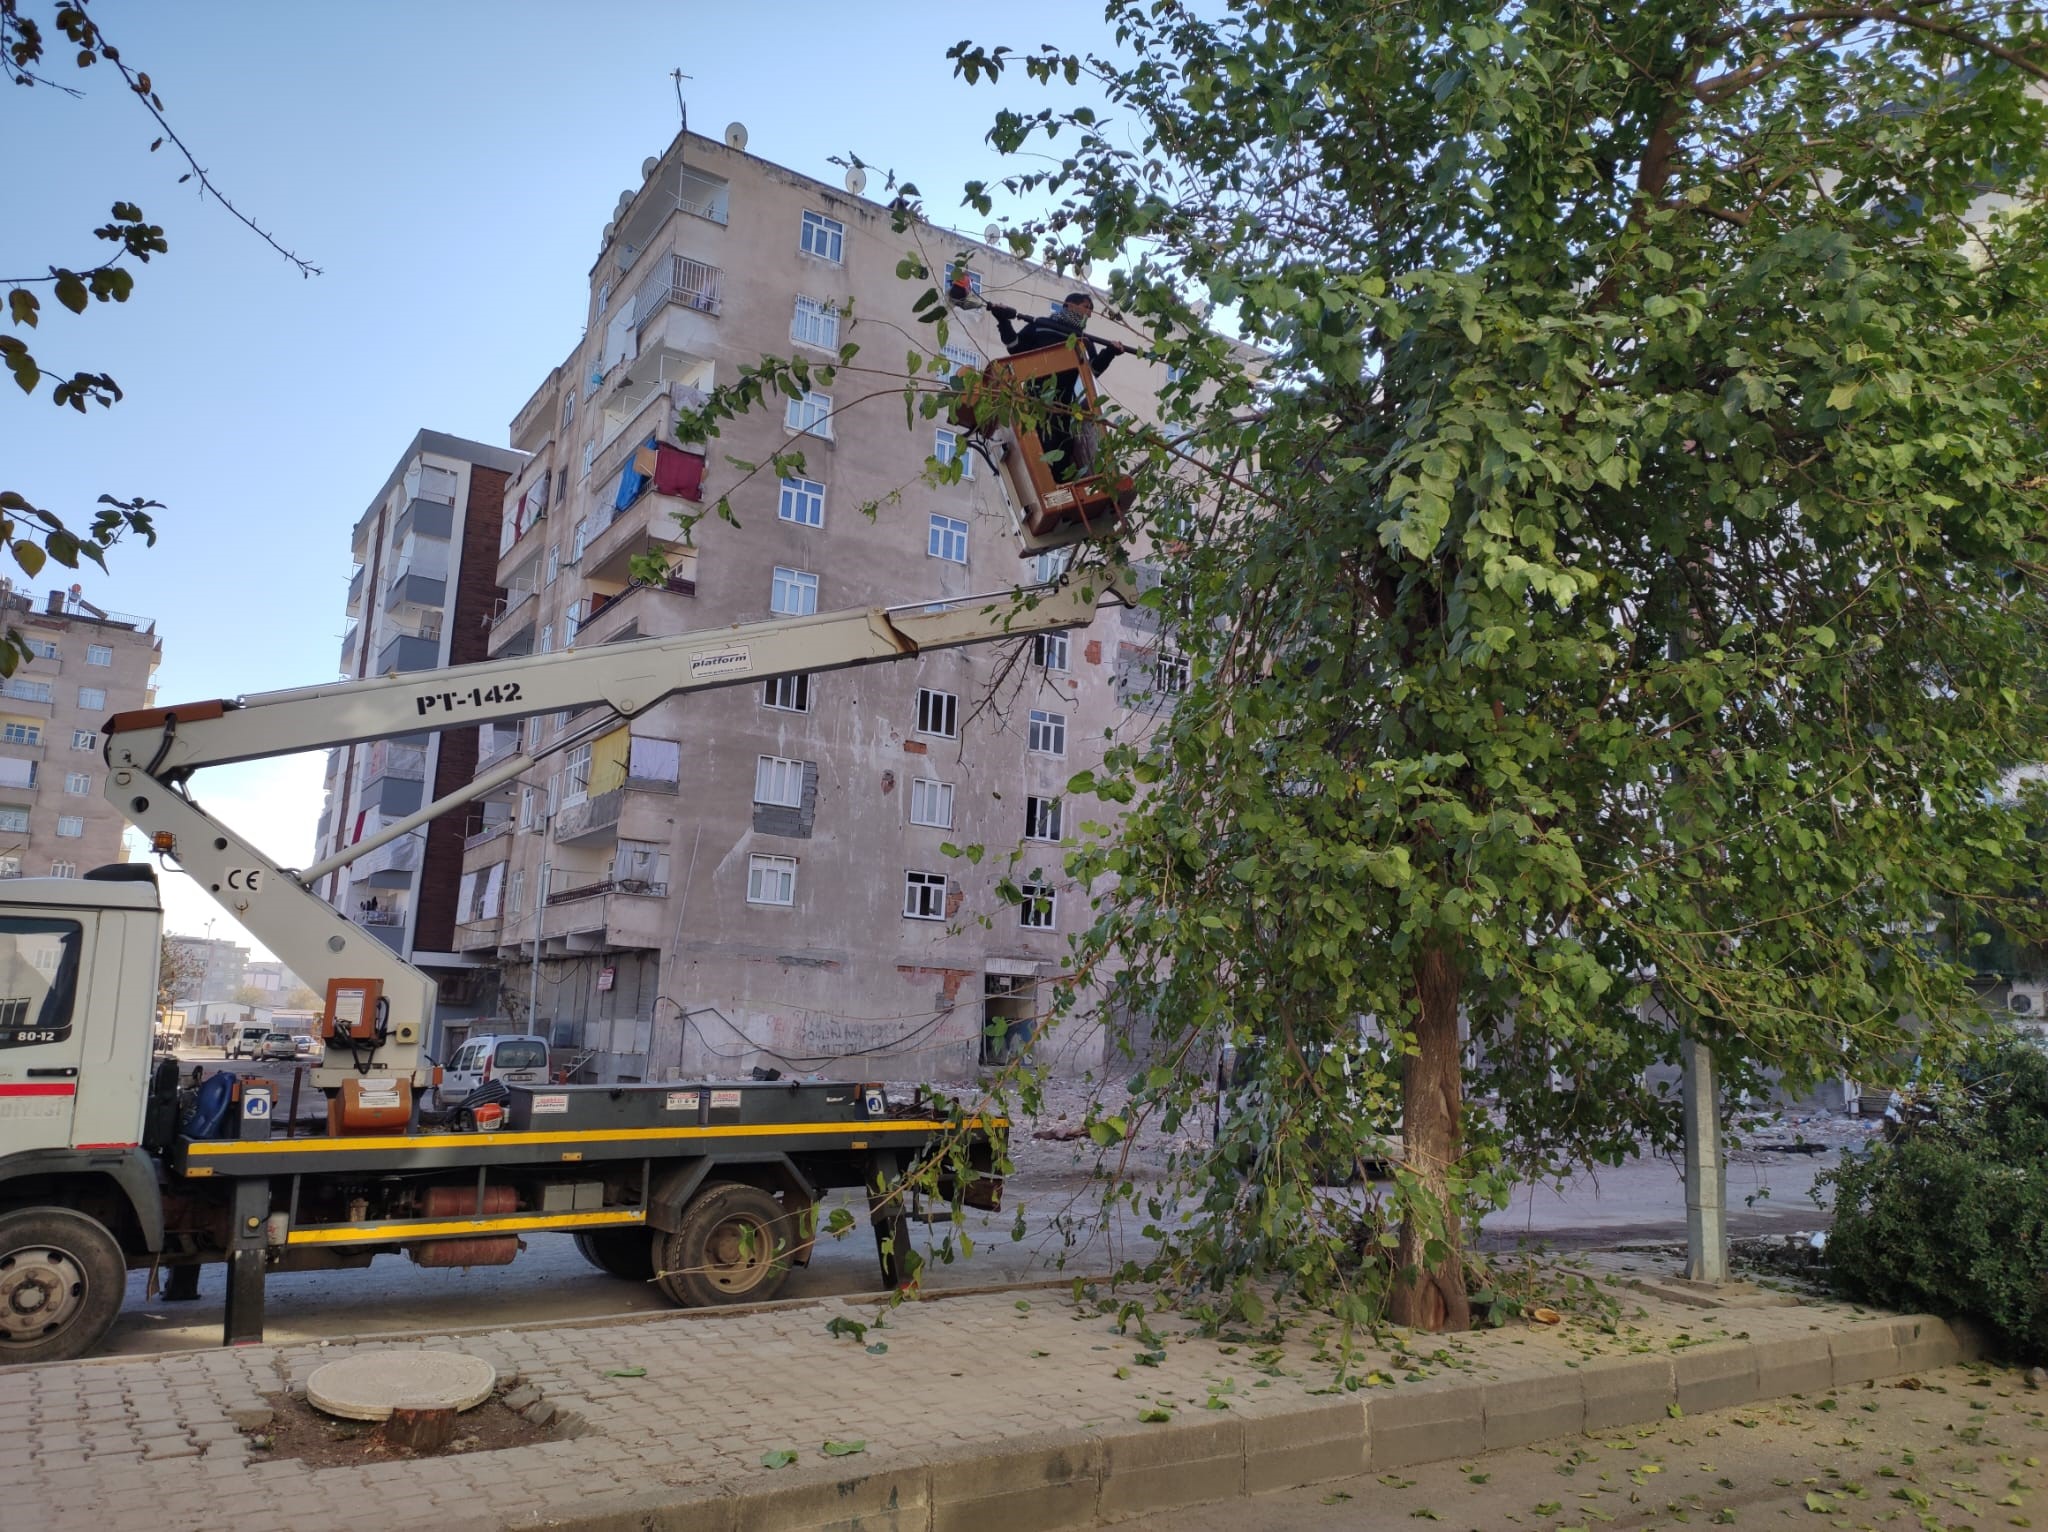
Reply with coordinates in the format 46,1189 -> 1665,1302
495,1312 -> 1980,1532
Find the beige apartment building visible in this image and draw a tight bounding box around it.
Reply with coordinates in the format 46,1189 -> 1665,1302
453,126 -> 1181,1083
0,585 -> 160,879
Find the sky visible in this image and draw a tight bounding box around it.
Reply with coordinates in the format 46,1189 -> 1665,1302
3,0 -> 1129,956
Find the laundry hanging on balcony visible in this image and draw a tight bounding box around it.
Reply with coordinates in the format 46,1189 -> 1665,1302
614,438 -> 657,510
651,442 -> 704,501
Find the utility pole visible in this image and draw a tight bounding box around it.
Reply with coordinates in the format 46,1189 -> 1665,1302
1681,1035 -> 1727,1283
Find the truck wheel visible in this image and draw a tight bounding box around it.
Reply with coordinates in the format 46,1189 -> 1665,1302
654,1182 -> 791,1307
0,1208 -> 126,1365
573,1229 -> 656,1282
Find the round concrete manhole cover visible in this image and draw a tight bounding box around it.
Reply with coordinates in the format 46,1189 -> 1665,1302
306,1351 -> 498,1422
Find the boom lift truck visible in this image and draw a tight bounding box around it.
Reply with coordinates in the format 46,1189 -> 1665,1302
0,412 -> 1137,1361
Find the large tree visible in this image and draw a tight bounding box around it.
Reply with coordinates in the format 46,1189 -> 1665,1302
936,2 -> 2048,1331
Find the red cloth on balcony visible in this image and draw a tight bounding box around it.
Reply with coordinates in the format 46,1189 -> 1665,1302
652,444 -> 704,501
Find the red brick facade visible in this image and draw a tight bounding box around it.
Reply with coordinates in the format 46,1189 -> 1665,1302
412,464 -> 510,953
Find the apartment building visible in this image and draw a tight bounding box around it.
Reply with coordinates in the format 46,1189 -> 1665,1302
164,934 -> 250,1006
0,584 -> 160,879
450,126 -> 1184,1084
314,431 -> 524,1033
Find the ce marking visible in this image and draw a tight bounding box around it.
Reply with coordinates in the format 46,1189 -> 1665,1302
225,868 -> 265,892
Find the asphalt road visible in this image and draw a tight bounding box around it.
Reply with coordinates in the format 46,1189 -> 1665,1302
1118,1363 -> 2048,1531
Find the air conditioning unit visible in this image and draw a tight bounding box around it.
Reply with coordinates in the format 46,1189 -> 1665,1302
2007,983 -> 2047,1018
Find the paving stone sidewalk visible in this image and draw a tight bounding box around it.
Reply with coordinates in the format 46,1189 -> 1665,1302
0,1259 -> 1974,1532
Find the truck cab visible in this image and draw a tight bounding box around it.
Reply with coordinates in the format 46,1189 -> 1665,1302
0,866 -> 168,1362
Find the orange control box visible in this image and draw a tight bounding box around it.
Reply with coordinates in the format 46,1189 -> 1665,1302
328,1075 -> 412,1135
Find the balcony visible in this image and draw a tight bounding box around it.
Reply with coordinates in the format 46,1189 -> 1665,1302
614,165 -> 729,266
477,724 -> 521,770
584,490 -> 699,589
346,565 -> 365,615
376,622 -> 443,675
541,874 -> 669,951
631,253 -> 721,332
486,589 -> 538,657
339,623 -> 359,672
352,835 -> 420,887
0,757 -> 37,791
384,570 -> 446,611
462,818 -> 515,865
454,915 -> 503,953
392,497 -> 454,544
361,740 -> 426,786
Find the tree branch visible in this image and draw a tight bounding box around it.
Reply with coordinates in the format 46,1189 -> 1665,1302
1778,6 -> 2048,85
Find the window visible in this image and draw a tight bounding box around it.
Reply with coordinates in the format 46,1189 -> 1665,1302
2,723 -> 39,747
63,772 -> 89,796
570,517 -> 591,563
0,856 -> 16,878
87,643 -> 112,666
909,778 -> 954,829
76,687 -> 105,711
1019,882 -> 1057,929
563,742 -> 592,803
582,441 -> 596,479
3,680 -> 50,703
785,391 -> 832,437
55,816 -> 83,839
520,786 -> 541,830
1025,795 -> 1062,841
1032,546 -> 1071,586
947,264 -> 982,297
903,870 -> 949,921
1155,650 -> 1191,695
508,869 -> 524,916
763,674 -> 812,712
561,393 -> 575,430
791,296 -> 839,349
754,755 -> 804,808
48,861 -> 74,879
0,807 -> 25,833
564,600 -> 582,645
25,640 -> 57,661
69,730 -> 92,751
546,545 -> 560,586
933,429 -> 973,480
799,210 -> 844,262
1028,709 -> 1067,756
1034,631 -> 1069,672
771,567 -> 818,616
928,514 -> 968,564
748,853 -> 797,906
539,623 -> 553,655
778,476 -> 825,528
1166,362 -> 1185,383
939,345 -> 979,379
596,279 -> 610,316
915,688 -> 958,738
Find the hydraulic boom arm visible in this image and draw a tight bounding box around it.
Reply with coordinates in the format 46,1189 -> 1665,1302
102,577 -> 1122,1087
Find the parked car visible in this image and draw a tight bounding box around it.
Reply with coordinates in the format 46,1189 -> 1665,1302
436,1034 -> 551,1108
227,1023 -> 271,1059
295,1033 -> 322,1058
257,1031 -> 299,1061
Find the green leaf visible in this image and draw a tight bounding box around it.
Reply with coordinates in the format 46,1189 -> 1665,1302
12,541 -> 45,579
864,1342 -> 888,1355
1138,1407 -> 1172,1423
1667,1403 -> 1683,1418
760,1448 -> 797,1469
1802,1490 -> 1833,1512
825,1316 -> 868,1343
822,1439 -> 866,1457
603,1366 -> 646,1378
6,290 -> 36,328
53,272 -> 87,314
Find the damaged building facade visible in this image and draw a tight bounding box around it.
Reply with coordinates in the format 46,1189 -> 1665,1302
450,125 -> 1183,1084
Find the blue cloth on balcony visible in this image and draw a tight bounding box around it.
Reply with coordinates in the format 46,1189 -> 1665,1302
613,437 -> 658,510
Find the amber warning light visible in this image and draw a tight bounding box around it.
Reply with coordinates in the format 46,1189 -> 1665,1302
150,832 -> 175,854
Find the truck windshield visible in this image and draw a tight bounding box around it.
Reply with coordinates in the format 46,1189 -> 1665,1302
0,917 -> 82,1049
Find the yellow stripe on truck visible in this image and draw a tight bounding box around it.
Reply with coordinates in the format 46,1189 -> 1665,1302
183,1116 -> 1007,1160
286,1208 -> 647,1246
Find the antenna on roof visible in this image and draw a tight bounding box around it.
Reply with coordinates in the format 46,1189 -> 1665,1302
670,67 -> 692,135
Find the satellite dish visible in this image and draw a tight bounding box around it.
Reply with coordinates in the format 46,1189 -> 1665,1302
985,224 -> 1001,244
1077,260 -> 1094,281
601,221 -> 615,242
725,121 -> 749,150
844,166 -> 868,195
641,156 -> 659,179
614,192 -> 633,219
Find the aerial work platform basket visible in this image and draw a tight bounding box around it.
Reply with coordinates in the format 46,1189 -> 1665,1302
948,344 -> 1137,556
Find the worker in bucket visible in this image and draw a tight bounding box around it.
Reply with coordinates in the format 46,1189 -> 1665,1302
985,291 -> 1125,481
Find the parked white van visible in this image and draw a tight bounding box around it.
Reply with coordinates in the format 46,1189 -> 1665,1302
436,1034 -> 551,1107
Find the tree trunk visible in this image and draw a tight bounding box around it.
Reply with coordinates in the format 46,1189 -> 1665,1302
1390,943 -> 1471,1332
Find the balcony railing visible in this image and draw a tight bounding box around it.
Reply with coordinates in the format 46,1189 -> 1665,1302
346,566 -> 365,609
362,741 -> 426,784
632,254 -> 721,331
551,788 -> 622,844
351,907 -> 404,927
477,726 -> 521,770
463,818 -> 513,851
545,872 -> 668,906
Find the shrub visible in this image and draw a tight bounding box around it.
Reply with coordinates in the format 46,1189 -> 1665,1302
1822,1037 -> 2048,1360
